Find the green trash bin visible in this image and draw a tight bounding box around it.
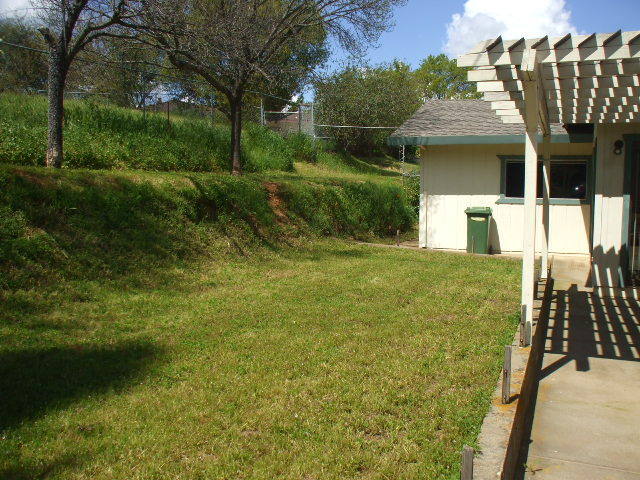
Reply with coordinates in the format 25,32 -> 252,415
465,207 -> 492,254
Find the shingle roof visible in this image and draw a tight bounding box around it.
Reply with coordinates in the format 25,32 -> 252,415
390,99 -> 567,139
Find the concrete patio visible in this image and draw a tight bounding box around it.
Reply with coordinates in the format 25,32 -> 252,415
520,258 -> 640,479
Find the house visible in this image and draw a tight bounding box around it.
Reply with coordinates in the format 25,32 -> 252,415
388,99 -> 593,256
390,31 -> 640,346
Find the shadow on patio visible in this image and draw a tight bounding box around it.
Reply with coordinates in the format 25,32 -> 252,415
518,285 -> 640,479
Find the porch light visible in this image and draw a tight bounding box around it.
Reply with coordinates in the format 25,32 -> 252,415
614,140 -> 624,155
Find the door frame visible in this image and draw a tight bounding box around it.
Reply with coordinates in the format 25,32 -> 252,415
621,134 -> 640,286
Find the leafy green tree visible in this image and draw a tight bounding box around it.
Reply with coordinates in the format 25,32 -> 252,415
314,61 -> 421,156
0,18 -> 48,93
85,38 -> 162,108
414,54 -> 479,100
34,0 -> 143,168
138,0 -> 406,174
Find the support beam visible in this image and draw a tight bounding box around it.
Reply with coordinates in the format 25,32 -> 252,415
541,134 -> 551,280
521,80 -> 540,346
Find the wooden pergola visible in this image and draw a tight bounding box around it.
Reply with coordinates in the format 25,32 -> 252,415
458,31 -> 640,345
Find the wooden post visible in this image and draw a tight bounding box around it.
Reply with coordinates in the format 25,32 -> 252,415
461,445 -> 474,480
166,100 -> 170,124
521,80 -> 540,347
519,304 -> 526,347
540,133 -> 551,280
502,345 -> 512,404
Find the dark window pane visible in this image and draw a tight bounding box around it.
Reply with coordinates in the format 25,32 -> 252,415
551,162 -> 587,199
505,161 -> 524,197
504,160 -> 587,200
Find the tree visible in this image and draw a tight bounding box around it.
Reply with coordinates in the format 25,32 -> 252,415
35,0 -> 140,167
138,0 -> 406,175
0,18 -> 48,93
314,61 -> 421,156
414,54 -> 479,100
83,38 -> 162,108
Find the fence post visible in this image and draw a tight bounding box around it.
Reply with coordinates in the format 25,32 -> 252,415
298,105 -> 302,133
260,98 -> 265,126
461,445 -> 474,480
310,103 -> 315,139
519,304 -> 527,347
166,100 -> 170,124
502,345 -> 512,404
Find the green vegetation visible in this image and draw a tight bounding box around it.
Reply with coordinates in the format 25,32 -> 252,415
0,166 -> 520,480
314,55 -> 478,155
0,93 -> 298,172
0,93 -> 415,182
0,166 -> 414,293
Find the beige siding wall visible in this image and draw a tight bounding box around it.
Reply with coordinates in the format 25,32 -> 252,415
592,124 -> 640,286
420,142 -> 593,254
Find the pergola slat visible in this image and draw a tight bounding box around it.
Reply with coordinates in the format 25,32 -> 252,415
457,31 -> 640,67
469,60 -> 640,82
459,30 -> 640,356
547,86 -> 640,99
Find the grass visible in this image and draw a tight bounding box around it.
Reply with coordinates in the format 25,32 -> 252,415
0,165 -> 520,479
0,93 -> 410,180
1,240 -> 520,480
0,95 -> 517,478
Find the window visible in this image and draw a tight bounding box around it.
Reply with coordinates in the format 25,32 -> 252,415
504,159 -> 587,200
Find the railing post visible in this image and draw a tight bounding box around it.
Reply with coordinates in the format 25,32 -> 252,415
502,345 -> 512,404
461,445 -> 474,480
519,304 -> 530,347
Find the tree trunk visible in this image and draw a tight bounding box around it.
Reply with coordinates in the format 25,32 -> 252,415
45,45 -> 67,168
229,97 -> 242,175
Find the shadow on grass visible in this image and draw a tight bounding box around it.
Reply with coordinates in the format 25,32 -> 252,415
0,340 -> 161,432
0,454 -> 83,480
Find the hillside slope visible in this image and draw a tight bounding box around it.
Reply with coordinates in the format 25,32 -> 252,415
0,93 -> 412,179
0,166 -> 414,299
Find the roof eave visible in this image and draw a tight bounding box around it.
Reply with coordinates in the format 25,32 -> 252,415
387,132 -> 592,147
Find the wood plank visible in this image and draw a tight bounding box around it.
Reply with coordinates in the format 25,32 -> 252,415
542,60 -> 640,79
547,86 -> 640,99
502,345 -> 512,404
490,100 -> 524,110
495,108 -> 525,116
521,80 -> 539,347
543,75 -> 640,90
546,96 -> 636,108
502,116 -> 525,123
461,446 -> 474,480
476,80 -> 523,92
468,66 -> 519,82
457,31 -> 640,67
483,91 -> 523,101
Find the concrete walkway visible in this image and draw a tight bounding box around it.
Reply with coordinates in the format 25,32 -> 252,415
521,259 -> 640,479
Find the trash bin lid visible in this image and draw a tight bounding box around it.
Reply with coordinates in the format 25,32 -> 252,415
465,206 -> 492,216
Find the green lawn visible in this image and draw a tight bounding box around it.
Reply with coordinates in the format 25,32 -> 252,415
1,239 -> 520,480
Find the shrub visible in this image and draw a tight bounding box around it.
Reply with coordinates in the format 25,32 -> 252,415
286,132 -> 319,163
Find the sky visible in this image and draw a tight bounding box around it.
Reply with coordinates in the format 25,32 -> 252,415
332,0 -> 640,68
1,0 -> 639,68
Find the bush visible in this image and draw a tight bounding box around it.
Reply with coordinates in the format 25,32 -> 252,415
279,179 -> 414,237
286,132 -> 319,163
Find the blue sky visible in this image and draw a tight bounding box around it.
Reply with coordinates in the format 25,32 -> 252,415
330,0 -> 640,68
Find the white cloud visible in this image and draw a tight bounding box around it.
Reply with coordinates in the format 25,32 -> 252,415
444,0 -> 579,58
